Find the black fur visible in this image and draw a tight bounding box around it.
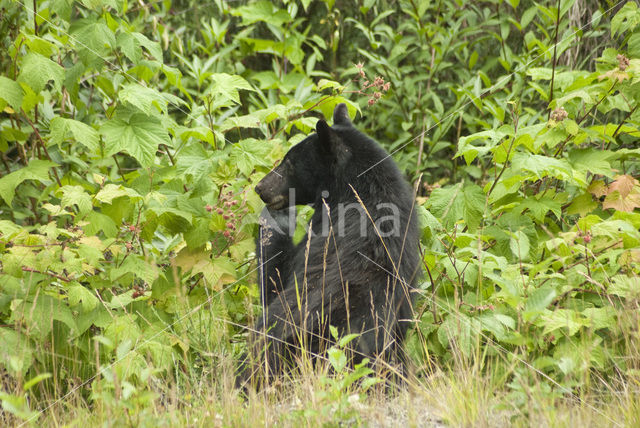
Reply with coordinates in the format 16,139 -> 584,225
244,104 -> 421,383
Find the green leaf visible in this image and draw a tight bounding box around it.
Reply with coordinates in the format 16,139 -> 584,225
119,83 -> 171,115
110,255 -> 158,285
0,160 -> 57,206
10,295 -> 77,340
456,127 -> 511,165
208,73 -> 255,104
84,211 -> 118,237
100,113 -> 171,167
132,32 -> 163,61
229,138 -> 271,176
524,285 -> 557,314
231,1 -> 292,26
0,76 -> 24,111
527,67 -> 552,80
540,309 -> 587,336
518,196 -> 562,221
0,328 -> 33,376
67,285 -> 99,312
117,31 -> 163,63
611,1 -> 640,36
58,185 -> 93,214
327,347 -> 347,372
510,152 -> 574,183
509,230 -> 530,261
95,183 -> 140,204
194,256 -> 237,291
49,117 -> 100,151
428,182 -> 485,232
70,18 -> 116,66
17,52 -> 65,93
23,373 -> 52,392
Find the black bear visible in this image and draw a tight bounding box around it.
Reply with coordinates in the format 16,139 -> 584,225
243,103 -> 421,384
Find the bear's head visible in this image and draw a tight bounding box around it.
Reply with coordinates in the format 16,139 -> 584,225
255,104 -> 353,210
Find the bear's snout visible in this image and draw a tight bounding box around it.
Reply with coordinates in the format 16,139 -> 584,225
255,173 -> 288,210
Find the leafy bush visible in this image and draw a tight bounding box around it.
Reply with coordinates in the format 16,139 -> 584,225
0,0 -> 639,424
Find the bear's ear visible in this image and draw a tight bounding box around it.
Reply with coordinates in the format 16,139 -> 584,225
316,119 -> 349,165
333,103 -> 352,126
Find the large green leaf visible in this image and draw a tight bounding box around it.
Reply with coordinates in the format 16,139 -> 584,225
428,182 -> 486,231
17,53 -> 65,93
208,73 -> 255,104
0,76 -> 24,110
70,18 -> 116,66
0,160 -> 57,206
100,113 -> 171,167
231,1 -> 292,26
49,117 -> 100,152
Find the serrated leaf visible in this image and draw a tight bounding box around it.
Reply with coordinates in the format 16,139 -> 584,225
229,138 -> 271,175
527,67 -> 552,80
0,160 -> 57,206
524,285 -> 557,313
119,83 -> 168,115
511,152 -> 573,182
95,183 -> 140,204
456,127 -> 511,165
603,190 -> 640,212
0,76 -> 24,110
58,185 -> 93,214
116,31 -> 142,63
70,18 -> 116,66
317,79 -> 343,90
221,114 -> 262,132
84,211 -> 117,237
611,2 -> 640,36
49,117 -> 100,152
67,285 -> 99,312
10,295 -> 77,340
518,197 -> 561,221
209,73 -> 255,104
100,113 -> 170,167
132,32 -> 163,61
540,309 -> 587,336
17,53 -> 65,93
427,182 -> 485,232
110,255 -> 158,285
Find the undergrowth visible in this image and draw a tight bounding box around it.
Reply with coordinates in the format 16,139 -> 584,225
1,0 -> 639,426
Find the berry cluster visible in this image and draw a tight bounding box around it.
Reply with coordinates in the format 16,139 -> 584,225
208,187 -> 248,241
550,106 -> 568,122
617,54 -> 629,71
354,62 -> 391,106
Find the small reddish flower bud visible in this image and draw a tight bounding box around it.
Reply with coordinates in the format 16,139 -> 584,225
216,208 -> 224,214
223,230 -> 231,238
205,204 -> 213,212
617,54 -> 630,71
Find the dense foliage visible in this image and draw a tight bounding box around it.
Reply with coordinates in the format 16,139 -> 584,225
0,0 -> 639,424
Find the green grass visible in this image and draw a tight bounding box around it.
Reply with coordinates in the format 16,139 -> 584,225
3,322 -> 639,428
